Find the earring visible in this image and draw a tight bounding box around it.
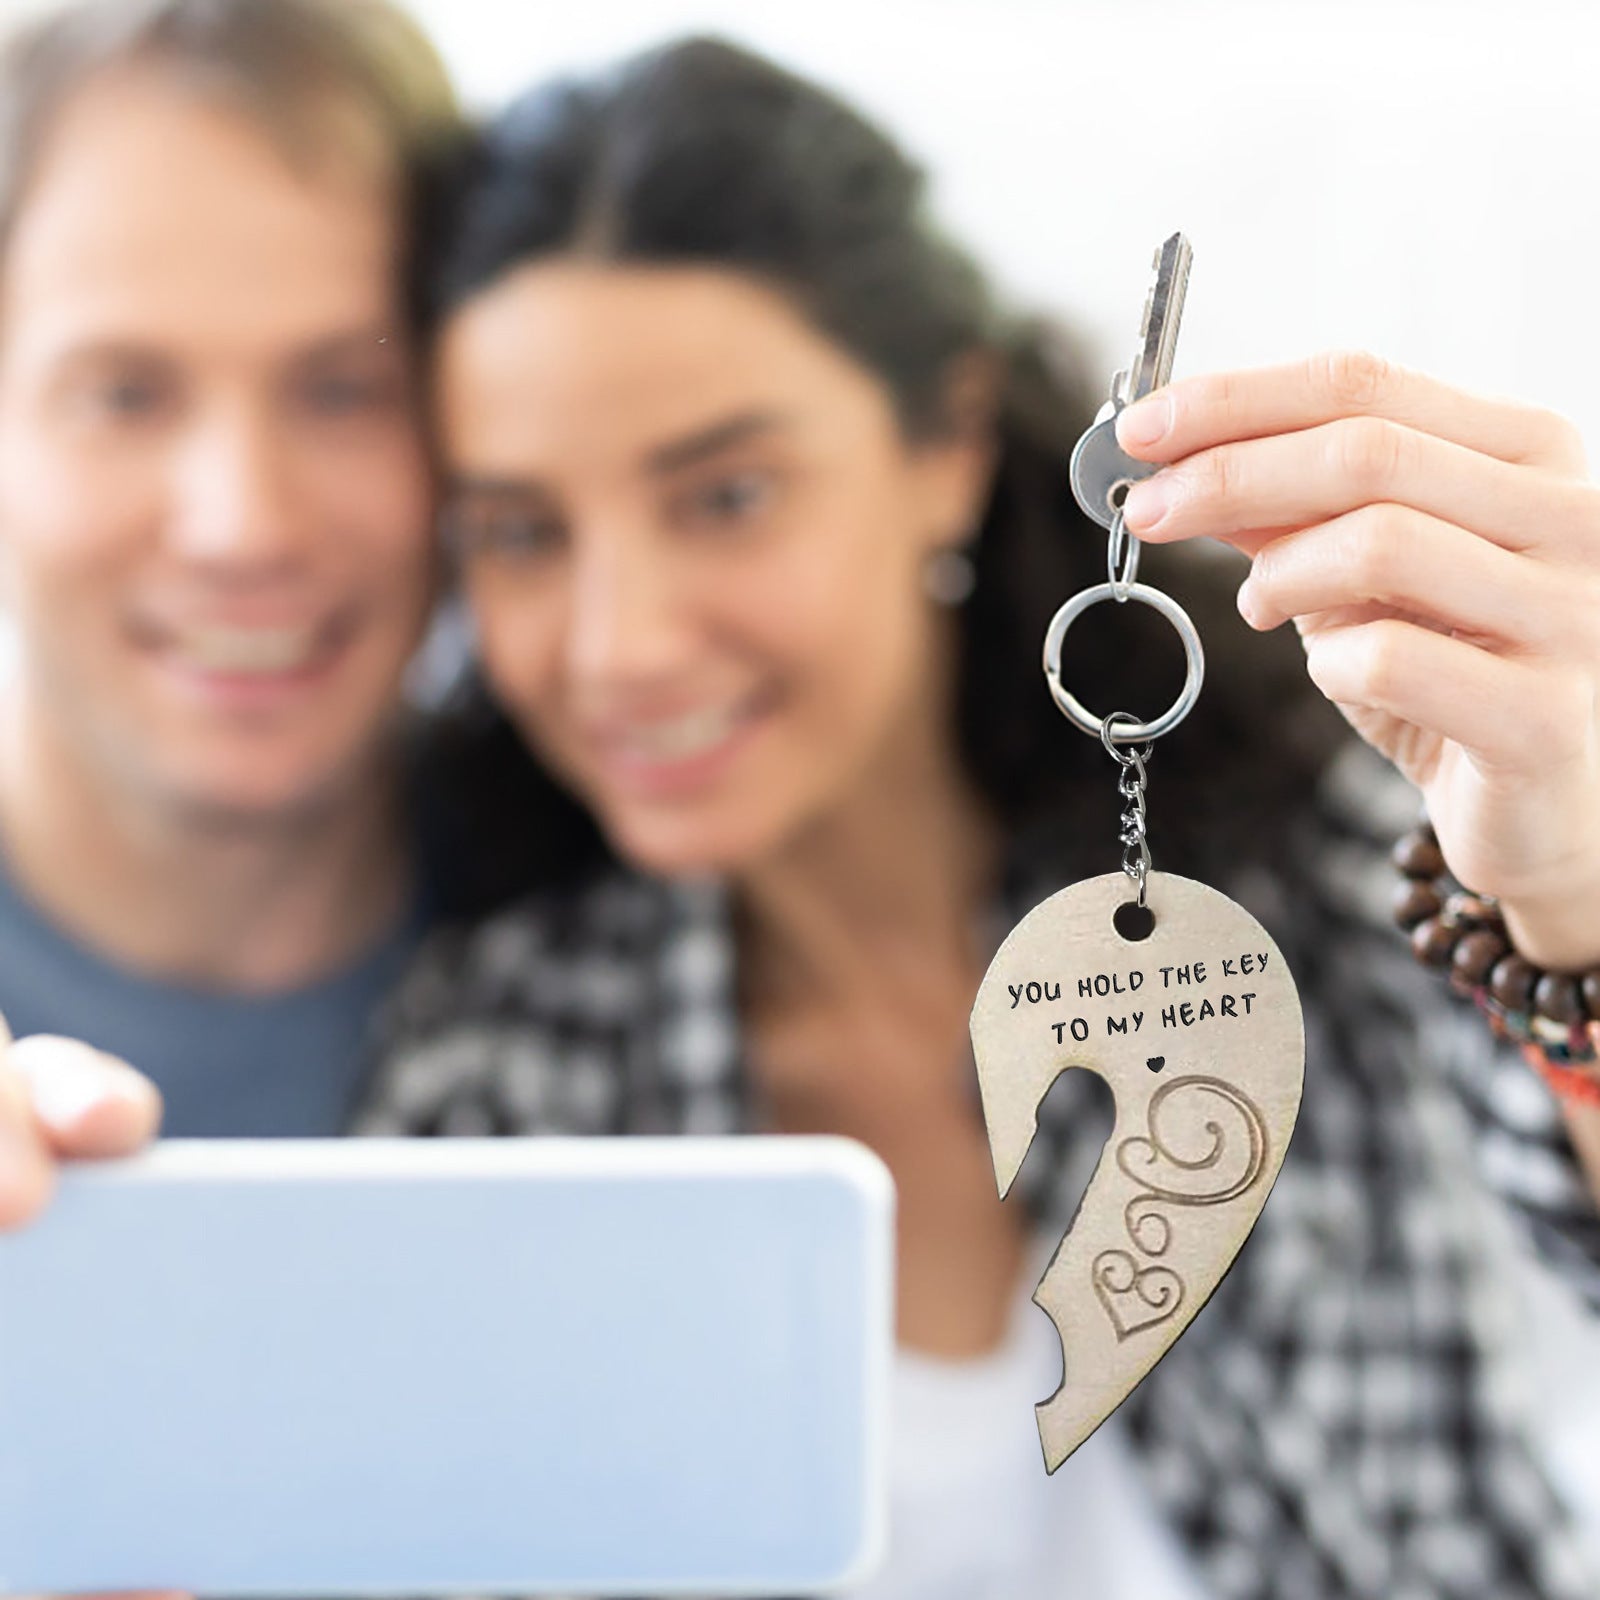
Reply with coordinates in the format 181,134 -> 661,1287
923,544 -> 977,607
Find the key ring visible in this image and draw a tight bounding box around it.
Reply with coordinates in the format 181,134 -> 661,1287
1042,581 -> 1205,744
1105,507 -> 1140,600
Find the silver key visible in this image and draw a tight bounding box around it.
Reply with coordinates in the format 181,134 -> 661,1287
1114,232 -> 1192,409
1070,232 -> 1193,532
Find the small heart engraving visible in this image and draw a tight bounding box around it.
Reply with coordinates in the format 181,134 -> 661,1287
1093,1250 -> 1183,1339
1146,1055 -> 1165,1073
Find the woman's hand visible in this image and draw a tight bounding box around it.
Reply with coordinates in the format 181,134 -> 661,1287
1116,351 -> 1600,972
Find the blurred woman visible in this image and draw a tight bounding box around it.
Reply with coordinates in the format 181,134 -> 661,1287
361,38 -> 1600,1600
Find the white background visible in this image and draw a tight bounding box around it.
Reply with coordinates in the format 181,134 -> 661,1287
408,0 -> 1600,446
401,0 -> 1600,1552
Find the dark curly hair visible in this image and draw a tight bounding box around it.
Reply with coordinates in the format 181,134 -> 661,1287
420,36 -> 1351,914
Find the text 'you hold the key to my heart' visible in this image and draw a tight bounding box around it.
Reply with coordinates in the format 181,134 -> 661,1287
1006,951 -> 1273,1044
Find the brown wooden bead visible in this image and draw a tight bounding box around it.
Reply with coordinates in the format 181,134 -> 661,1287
1451,929 -> 1508,987
1410,917 -> 1458,968
1488,954 -> 1538,1011
1392,828 -> 1446,881
1441,892 -> 1502,932
1533,973 -> 1586,1027
1388,816 -> 1600,1035
1392,879 -> 1442,931
1584,971 -> 1600,1022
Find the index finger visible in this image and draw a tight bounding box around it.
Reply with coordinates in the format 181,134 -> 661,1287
1116,350 -> 1588,475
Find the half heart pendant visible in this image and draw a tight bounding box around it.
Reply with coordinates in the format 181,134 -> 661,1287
969,868 -> 1305,1470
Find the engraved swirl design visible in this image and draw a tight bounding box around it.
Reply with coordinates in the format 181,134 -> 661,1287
1092,1074 -> 1269,1340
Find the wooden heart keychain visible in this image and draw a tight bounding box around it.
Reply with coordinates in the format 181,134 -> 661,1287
970,235 -> 1305,1471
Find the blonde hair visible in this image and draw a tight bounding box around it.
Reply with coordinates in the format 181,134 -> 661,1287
0,0 -> 463,306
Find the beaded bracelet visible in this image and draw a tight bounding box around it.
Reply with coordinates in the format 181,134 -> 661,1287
1391,819 -> 1600,1108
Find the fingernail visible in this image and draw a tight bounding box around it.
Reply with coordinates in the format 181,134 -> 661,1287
19,1048 -> 145,1134
1122,475 -> 1173,531
1116,394 -> 1172,449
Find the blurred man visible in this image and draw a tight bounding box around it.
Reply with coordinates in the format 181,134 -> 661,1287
0,0 -> 460,1146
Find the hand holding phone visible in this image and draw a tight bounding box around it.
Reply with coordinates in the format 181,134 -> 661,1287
0,1021 -> 165,1227
0,1018 -> 173,1600
0,1124 -> 892,1597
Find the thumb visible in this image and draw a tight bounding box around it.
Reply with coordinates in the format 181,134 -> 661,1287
9,1035 -> 163,1159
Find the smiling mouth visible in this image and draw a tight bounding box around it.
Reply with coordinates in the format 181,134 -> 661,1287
617,703 -> 746,761
597,689 -> 775,774
173,625 -> 321,673
140,616 -> 356,677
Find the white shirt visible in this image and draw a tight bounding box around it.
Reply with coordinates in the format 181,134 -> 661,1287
845,1239 -> 1211,1600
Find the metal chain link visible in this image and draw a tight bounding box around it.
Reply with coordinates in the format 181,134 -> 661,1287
1101,712 -> 1154,906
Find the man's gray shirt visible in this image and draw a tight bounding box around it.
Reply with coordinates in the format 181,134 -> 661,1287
0,848 -> 423,1136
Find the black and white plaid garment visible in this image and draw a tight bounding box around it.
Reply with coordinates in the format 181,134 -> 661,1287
355,741 -> 1600,1600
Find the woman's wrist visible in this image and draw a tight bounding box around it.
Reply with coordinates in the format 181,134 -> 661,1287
1496,887 -> 1600,976
1391,819 -> 1600,1100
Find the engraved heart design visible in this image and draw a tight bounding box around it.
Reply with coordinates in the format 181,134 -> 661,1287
970,870 -> 1304,1470
1091,1250 -> 1183,1339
